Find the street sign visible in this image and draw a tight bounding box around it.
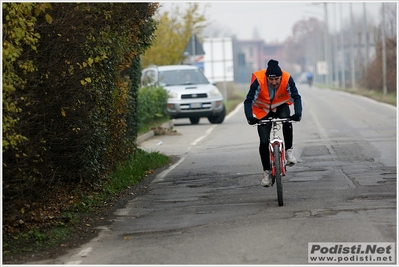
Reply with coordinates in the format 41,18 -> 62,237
183,34 -> 205,56
317,61 -> 328,75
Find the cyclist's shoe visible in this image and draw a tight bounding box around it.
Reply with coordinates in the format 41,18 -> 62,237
261,170 -> 272,187
286,148 -> 297,165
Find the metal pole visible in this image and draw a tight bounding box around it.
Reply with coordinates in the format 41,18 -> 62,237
357,32 -> 362,79
318,24 -> 323,85
313,27 -> 317,84
222,38 -> 227,99
349,3 -> 356,89
340,3 -> 346,90
323,3 -> 329,86
363,3 -> 369,68
192,33 -> 196,64
210,38 -> 214,80
333,3 -> 339,87
381,3 -> 387,95
313,26 -> 321,83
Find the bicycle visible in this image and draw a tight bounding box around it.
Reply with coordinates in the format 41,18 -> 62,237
307,78 -> 313,88
257,117 -> 294,206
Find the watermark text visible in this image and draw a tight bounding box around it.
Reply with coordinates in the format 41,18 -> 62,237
308,242 -> 395,264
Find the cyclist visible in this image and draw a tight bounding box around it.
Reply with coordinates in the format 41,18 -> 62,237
307,72 -> 313,87
244,59 -> 302,187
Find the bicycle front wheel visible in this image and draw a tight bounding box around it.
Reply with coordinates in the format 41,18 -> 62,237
273,143 -> 283,206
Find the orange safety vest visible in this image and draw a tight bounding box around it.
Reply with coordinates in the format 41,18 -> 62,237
251,69 -> 293,119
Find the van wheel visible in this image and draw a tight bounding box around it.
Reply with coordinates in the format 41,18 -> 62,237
208,104 -> 226,124
189,117 -> 200,124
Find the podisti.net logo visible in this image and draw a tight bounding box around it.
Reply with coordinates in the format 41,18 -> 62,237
308,242 -> 395,264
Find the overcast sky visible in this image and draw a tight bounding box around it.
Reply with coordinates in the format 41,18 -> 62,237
160,1 -> 384,43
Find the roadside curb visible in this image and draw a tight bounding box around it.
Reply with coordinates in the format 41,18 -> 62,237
137,120 -> 174,144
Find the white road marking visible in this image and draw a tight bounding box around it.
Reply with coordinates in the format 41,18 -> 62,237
154,157 -> 186,182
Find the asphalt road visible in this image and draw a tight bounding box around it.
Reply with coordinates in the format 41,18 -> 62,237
29,84 -> 397,265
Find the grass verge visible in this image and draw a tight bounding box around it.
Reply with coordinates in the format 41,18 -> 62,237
315,84 -> 396,107
223,82 -> 246,114
343,87 -> 396,106
102,149 -> 170,195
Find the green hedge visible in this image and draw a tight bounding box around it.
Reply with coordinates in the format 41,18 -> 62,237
2,3 -> 159,224
137,86 -> 169,128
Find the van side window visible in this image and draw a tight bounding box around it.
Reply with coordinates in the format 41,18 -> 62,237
141,70 -> 156,86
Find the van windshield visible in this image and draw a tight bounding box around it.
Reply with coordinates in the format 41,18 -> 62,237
159,69 -> 209,86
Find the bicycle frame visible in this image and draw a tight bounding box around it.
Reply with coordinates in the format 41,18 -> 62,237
258,118 -> 291,180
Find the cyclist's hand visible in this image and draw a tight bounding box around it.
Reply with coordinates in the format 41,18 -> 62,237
247,117 -> 259,125
290,113 -> 302,122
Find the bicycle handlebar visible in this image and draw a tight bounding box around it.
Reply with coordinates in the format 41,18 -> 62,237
257,118 -> 293,125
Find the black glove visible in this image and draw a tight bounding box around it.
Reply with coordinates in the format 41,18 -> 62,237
247,117 -> 259,125
290,113 -> 302,122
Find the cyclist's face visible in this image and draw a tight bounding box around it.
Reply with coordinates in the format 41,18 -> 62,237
267,76 -> 281,89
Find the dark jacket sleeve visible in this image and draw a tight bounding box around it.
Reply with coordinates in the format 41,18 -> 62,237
243,78 -> 260,120
288,76 -> 302,115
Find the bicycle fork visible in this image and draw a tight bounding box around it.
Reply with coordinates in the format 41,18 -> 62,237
269,138 -> 286,180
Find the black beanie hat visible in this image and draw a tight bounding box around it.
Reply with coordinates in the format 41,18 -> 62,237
266,59 -> 282,77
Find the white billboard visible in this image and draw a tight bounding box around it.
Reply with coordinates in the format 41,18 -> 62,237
202,38 -> 234,82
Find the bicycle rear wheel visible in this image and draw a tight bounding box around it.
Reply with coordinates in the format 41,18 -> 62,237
273,143 -> 283,206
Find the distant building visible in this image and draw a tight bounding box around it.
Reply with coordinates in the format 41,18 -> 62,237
236,39 -> 285,70
232,38 -> 286,84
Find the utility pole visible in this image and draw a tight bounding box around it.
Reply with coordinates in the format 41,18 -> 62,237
357,32 -> 362,79
349,3 -> 356,89
316,26 -> 322,85
340,3 -> 346,89
191,32 -> 196,64
333,3 -> 339,87
363,3 -> 369,69
324,3 -> 332,86
381,3 -> 387,95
